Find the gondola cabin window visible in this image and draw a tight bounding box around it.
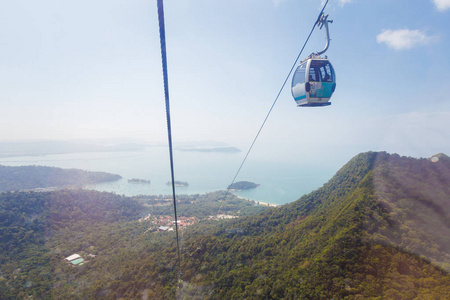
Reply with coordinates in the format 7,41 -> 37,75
292,63 -> 306,86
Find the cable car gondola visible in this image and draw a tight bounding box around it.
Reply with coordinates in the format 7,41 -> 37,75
291,14 -> 336,107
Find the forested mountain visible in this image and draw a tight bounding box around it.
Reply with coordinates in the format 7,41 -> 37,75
0,165 -> 121,192
178,152 -> 450,299
0,152 -> 449,299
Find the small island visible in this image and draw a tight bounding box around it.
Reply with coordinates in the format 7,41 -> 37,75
227,181 -> 259,191
128,178 -> 151,184
167,181 -> 189,187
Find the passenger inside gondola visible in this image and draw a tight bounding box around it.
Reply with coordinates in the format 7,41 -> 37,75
309,67 -> 317,81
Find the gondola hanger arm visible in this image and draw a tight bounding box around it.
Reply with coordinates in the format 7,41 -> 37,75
316,13 -> 333,56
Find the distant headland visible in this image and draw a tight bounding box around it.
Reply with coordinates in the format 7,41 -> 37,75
0,165 -> 121,192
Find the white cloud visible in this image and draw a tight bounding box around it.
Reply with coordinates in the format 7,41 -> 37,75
338,0 -> 353,6
376,29 -> 431,50
432,0 -> 450,11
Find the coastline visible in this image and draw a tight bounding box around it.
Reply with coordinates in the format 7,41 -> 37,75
0,149 -> 327,205
234,194 -> 280,207
257,201 -> 279,207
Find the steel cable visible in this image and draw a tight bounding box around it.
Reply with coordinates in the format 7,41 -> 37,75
217,0 -> 330,213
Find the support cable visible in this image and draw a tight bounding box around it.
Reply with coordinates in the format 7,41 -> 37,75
156,0 -> 182,275
217,0 -> 330,212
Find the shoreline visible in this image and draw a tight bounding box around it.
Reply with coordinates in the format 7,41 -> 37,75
234,194 -> 280,207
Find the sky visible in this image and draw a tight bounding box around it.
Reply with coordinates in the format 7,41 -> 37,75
1,0 -> 450,167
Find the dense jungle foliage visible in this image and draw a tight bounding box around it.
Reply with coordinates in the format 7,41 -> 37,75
0,189 -> 267,299
138,192 -> 268,218
0,165 -> 121,192
0,152 -> 449,299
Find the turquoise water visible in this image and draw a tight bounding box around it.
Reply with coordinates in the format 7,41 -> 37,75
0,147 -> 337,205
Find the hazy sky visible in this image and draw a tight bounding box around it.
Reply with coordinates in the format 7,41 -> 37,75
1,0 -> 450,166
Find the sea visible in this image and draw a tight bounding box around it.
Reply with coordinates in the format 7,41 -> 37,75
0,147 -> 338,206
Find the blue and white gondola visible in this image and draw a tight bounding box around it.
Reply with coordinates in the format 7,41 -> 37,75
291,55 -> 336,107
291,13 -> 336,107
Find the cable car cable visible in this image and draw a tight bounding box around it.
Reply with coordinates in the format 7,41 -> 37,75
217,0 -> 330,212
156,0 -> 182,276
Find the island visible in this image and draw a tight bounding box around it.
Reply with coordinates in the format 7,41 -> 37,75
227,181 -> 260,191
128,178 -> 151,184
167,181 -> 189,187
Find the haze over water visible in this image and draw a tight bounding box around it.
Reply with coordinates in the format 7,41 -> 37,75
0,146 -> 337,205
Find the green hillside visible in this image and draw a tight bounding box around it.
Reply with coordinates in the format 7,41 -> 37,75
0,190 -> 267,299
0,152 -> 449,299
179,152 -> 450,299
0,189 -> 145,299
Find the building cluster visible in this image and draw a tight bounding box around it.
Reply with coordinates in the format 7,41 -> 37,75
139,214 -> 198,232
64,253 -> 96,266
208,214 -> 238,220
64,254 -> 84,266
